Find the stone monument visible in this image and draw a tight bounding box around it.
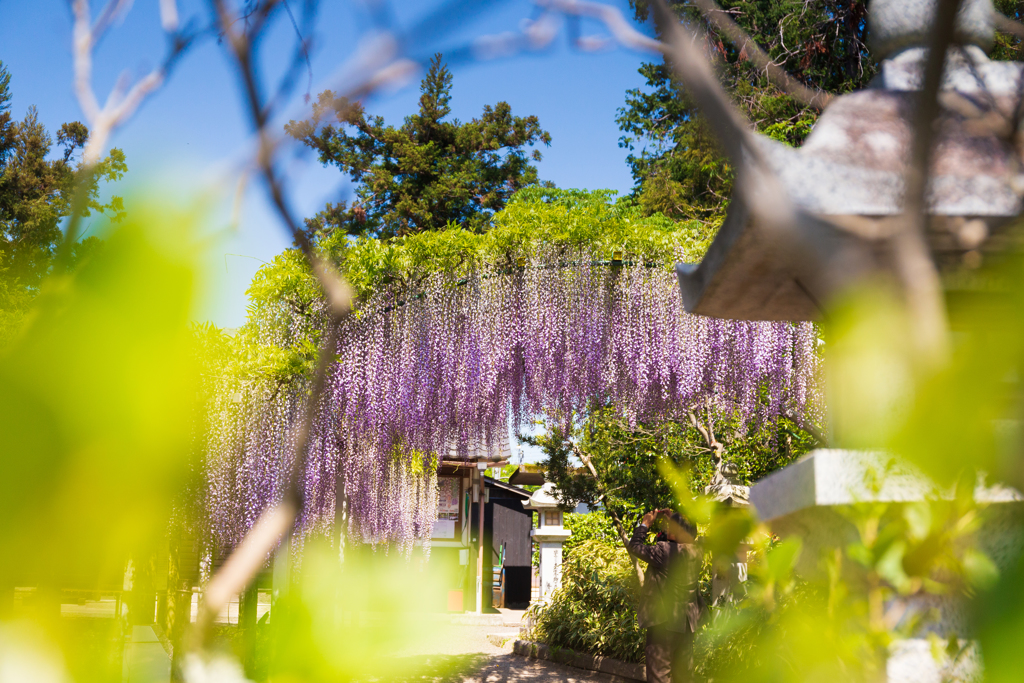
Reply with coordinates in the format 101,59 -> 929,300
523,483 -> 572,603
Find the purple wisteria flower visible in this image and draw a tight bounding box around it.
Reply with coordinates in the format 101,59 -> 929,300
203,248 -> 822,555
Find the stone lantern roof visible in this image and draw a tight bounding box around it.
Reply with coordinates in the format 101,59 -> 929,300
526,483 -> 572,545
522,482 -> 563,511
676,0 -> 1023,322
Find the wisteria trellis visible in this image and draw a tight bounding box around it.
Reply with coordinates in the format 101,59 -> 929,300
205,245 -> 820,555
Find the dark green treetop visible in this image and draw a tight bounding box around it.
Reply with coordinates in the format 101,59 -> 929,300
0,61 -> 127,286
0,60 -> 127,343
286,53 -> 552,242
619,1 -> 876,220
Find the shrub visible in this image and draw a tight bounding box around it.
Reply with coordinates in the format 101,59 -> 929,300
563,511 -> 620,557
526,538 -> 645,663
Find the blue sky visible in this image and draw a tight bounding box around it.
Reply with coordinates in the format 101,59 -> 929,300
0,0 -> 659,328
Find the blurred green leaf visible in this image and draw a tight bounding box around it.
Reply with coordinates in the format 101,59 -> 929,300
764,538 -> 801,584
875,540 -> 911,593
0,198 -> 204,673
903,502 -> 932,542
962,549 -> 999,591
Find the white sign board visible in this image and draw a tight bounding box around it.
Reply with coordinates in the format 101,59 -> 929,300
432,519 -> 456,539
433,477 -> 461,539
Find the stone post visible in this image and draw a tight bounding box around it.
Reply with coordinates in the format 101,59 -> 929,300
749,449 -> 1024,682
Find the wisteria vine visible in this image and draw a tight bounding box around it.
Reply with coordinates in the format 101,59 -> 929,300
204,243 -> 820,556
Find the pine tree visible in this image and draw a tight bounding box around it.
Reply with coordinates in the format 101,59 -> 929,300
620,1 -> 1024,221
286,54 -> 551,241
619,1 -> 876,219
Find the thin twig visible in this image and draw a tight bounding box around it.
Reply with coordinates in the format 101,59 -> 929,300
650,0 -> 759,169
190,0 -> 354,648
783,408 -> 826,446
65,0 -> 204,258
994,12 -> 1024,41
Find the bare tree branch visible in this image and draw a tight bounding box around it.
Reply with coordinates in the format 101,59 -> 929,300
540,0 -> 663,52
687,409 -> 723,460
65,0 -> 205,264
898,0 -> 962,367
572,443 -> 646,586
160,0 -> 180,32
70,0 -> 198,167
783,408 -> 827,446
994,11 -> 1024,41
187,0 -> 355,649
191,503 -> 294,639
689,0 -> 832,109
650,0 -> 759,169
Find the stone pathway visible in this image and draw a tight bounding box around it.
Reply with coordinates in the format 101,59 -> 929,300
374,652 -> 635,683
384,612 -> 635,683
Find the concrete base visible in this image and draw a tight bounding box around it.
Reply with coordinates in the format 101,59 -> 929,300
750,450 -> 1024,579
451,612 -> 505,626
749,449 -> 1019,682
513,639 -> 645,681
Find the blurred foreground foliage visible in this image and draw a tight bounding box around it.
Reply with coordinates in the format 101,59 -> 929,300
196,543 -> 458,683
0,203 -> 200,596
0,200 -> 202,677
0,196 -> 466,683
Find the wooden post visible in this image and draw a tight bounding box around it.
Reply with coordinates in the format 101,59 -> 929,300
272,537 -> 290,621
335,458 -> 347,558
476,465 -> 485,613
167,532 -> 197,683
129,554 -> 155,625
239,582 -> 258,676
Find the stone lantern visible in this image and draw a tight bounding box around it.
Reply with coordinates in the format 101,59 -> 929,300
667,1 -> 1024,679
676,0 -> 1023,322
523,483 -> 571,602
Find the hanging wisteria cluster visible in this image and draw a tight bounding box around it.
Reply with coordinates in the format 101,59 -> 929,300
204,243 -> 820,555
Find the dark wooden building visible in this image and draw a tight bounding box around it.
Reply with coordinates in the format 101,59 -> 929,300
472,477 -> 533,609
429,461 -> 534,611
